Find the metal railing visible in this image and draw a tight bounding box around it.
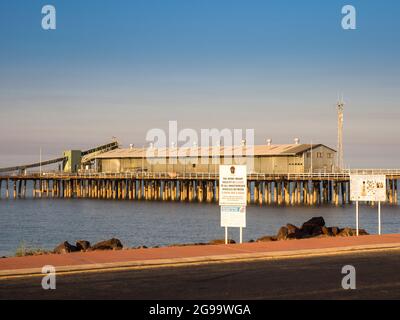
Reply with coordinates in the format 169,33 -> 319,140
287,172 -> 349,180
345,168 -> 400,175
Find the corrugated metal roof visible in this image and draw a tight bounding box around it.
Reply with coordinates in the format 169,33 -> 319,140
94,144 -> 336,159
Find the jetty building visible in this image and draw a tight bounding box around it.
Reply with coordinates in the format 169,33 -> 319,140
93,143 -> 337,174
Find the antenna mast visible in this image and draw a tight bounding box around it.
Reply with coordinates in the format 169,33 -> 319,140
336,97 -> 344,171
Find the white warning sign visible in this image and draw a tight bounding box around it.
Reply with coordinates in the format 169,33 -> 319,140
350,175 -> 386,202
219,165 -> 247,206
220,206 -> 246,228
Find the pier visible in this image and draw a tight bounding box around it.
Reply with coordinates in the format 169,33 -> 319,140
1,141 -> 399,206
0,170 -> 399,205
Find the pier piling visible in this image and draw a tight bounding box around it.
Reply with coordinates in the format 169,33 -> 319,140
0,172 -> 398,206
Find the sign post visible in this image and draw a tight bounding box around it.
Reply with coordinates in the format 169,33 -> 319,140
378,201 -> 381,235
350,175 -> 386,236
219,165 -> 247,244
356,200 -> 359,236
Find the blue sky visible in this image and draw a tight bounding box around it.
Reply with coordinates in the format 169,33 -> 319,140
0,0 -> 400,167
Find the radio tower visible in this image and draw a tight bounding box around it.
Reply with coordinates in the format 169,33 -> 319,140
336,97 -> 344,171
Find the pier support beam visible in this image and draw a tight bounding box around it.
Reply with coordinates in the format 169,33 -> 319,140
4,174 -> 398,207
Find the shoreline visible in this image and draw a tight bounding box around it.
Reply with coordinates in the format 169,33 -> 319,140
4,216 -> 369,258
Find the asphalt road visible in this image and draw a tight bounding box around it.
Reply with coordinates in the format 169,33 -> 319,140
1,249 -> 400,299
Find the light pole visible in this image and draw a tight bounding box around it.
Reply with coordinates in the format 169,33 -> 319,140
310,140 -> 313,174
39,147 -> 42,175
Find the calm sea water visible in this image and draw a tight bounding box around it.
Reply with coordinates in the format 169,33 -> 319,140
1,195 -> 400,257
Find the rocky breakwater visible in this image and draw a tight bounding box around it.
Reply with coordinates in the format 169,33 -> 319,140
257,217 -> 369,242
53,238 -> 123,254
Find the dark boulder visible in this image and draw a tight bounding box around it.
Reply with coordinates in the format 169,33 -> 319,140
309,226 -> 324,236
302,217 -> 325,227
358,229 -> 369,236
301,217 -> 326,235
277,226 -> 289,240
338,227 -> 369,237
338,227 -> 354,237
90,238 -> 123,251
209,239 -> 236,245
286,233 -> 296,240
54,241 -> 79,254
76,240 -> 91,251
328,227 -> 340,236
257,235 -> 277,242
321,226 -> 330,236
287,229 -> 312,240
286,224 -> 299,235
